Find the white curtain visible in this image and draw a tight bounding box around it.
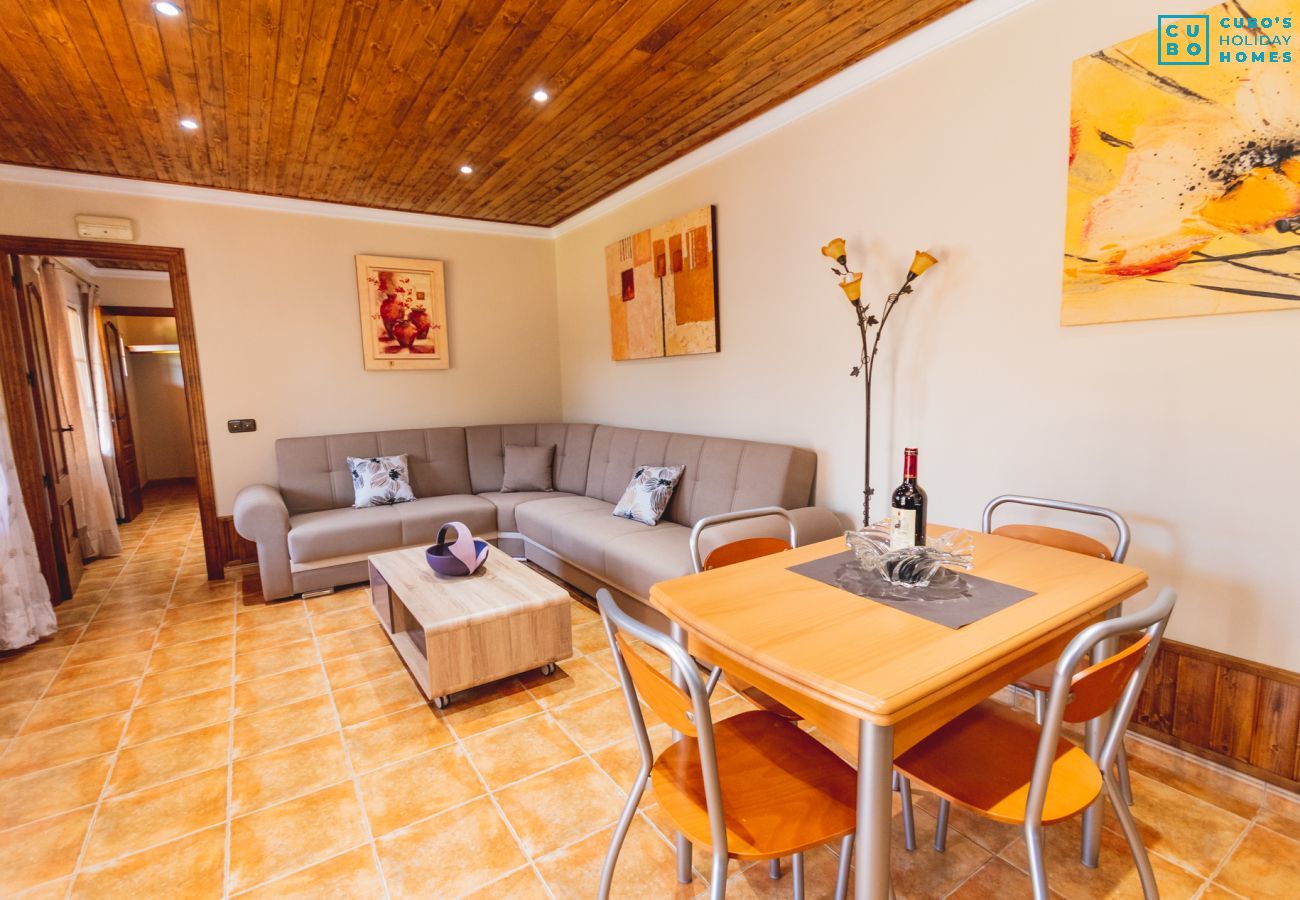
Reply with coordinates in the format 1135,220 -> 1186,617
85,284 -> 125,519
0,388 -> 57,651
36,260 -> 122,559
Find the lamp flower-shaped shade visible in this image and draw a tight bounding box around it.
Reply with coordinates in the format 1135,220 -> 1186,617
839,271 -> 863,303
821,238 -> 848,266
907,251 -> 938,280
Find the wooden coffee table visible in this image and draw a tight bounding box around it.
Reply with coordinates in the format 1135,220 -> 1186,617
368,544 -> 572,708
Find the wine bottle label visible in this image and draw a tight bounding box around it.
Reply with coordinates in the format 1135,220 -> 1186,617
889,507 -> 917,551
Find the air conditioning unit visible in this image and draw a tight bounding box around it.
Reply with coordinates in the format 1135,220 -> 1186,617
75,215 -> 135,241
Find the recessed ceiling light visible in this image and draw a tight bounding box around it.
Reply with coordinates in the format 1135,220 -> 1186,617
532,89 -> 550,103
153,1 -> 182,16
459,165 -> 473,175
179,118 -> 199,131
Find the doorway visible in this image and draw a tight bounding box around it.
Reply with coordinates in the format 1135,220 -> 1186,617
0,236 -> 223,593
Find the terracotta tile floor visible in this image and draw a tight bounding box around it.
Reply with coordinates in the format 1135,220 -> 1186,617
2,485 -> 1298,898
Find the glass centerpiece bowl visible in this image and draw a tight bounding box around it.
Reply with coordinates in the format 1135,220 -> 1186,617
844,523 -> 975,588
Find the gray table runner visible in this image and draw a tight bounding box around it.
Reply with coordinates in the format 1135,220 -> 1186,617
787,550 -> 1036,629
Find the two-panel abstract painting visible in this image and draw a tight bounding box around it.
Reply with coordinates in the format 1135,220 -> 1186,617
605,205 -> 719,359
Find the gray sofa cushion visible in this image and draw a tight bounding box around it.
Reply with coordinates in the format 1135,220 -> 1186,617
515,495 -> 686,576
584,426 -> 817,528
513,496 -> 611,549
277,428 -> 473,515
501,444 -> 555,492
478,491 -> 579,532
288,495 -> 495,563
393,495 -> 497,546
602,527 -> 694,599
288,506 -> 403,563
465,424 -> 595,495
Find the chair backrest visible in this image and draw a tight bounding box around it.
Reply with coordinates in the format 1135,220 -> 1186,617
982,495 -> 1131,563
688,506 -> 799,573
1025,588 -> 1176,829
596,589 -> 729,857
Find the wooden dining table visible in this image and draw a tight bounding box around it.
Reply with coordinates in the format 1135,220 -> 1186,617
649,526 -> 1148,899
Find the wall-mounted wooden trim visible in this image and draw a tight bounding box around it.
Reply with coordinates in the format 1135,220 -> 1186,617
217,516 -> 258,568
0,254 -> 61,600
0,235 -> 224,581
102,305 -> 175,317
1133,637 -> 1300,792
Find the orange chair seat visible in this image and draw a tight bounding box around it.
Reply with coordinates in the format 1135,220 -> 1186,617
992,524 -> 1111,560
894,700 -> 1102,825
1017,654 -> 1094,694
652,711 -> 857,859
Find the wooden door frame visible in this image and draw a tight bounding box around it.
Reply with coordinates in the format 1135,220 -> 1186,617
0,235 -> 223,581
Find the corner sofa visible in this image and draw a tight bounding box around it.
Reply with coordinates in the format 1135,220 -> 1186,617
233,423 -> 843,613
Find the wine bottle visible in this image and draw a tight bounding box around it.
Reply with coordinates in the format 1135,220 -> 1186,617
889,448 -> 927,550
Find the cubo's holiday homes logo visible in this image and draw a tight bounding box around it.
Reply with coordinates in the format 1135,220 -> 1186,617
1158,12 -> 1294,65
1158,14 -> 1210,64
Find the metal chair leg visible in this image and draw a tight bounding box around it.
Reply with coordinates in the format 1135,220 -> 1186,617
1025,822 -> 1050,900
599,766 -> 649,899
898,776 -> 917,852
791,852 -> 805,900
934,798 -> 950,852
834,835 -> 853,900
1105,772 -> 1158,898
709,846 -> 729,900
769,858 -> 782,879
1034,688 -> 1047,723
1117,743 -> 1135,806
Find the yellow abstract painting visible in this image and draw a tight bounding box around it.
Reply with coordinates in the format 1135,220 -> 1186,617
1063,2 -> 1300,325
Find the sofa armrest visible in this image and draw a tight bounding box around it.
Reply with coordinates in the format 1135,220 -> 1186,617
233,484 -> 289,541
233,484 -> 294,600
693,506 -> 845,562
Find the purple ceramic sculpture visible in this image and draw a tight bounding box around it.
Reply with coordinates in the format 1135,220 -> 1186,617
425,522 -> 490,577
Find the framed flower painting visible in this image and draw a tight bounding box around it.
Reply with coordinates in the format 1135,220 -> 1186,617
355,254 -> 449,370
1062,1 -> 1300,325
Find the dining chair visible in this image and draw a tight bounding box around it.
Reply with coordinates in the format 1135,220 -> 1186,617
983,494 -> 1135,805
596,588 -> 858,900
688,507 -> 801,712
689,507 -> 919,859
896,588 -> 1176,900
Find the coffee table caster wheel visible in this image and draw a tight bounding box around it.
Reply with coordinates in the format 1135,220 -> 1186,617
433,695 -> 450,710
540,662 -> 556,676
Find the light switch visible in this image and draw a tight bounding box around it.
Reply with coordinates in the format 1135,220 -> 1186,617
227,419 -> 257,433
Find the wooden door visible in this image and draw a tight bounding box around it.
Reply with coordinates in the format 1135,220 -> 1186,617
102,320 -> 142,521
14,262 -> 82,598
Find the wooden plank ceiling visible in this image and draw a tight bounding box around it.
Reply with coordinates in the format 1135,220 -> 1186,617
0,0 -> 968,227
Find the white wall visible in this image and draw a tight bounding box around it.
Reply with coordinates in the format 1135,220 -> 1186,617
553,0 -> 1300,670
0,181 -> 561,514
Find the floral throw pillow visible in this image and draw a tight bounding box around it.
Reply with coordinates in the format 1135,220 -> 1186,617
612,465 -> 685,526
347,455 -> 415,507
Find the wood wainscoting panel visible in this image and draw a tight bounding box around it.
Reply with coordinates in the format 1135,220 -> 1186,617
1133,638 -> 1300,791
217,516 -> 258,569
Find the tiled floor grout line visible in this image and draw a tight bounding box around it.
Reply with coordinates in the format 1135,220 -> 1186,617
1195,819 -> 1254,898
0,532 -> 137,900
508,640 -> 719,891
221,562 -> 239,900
64,502 -> 197,896
290,596 -> 393,900
439,694 -> 558,899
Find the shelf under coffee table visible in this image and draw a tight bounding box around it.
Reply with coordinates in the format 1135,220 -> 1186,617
368,544 -> 572,708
